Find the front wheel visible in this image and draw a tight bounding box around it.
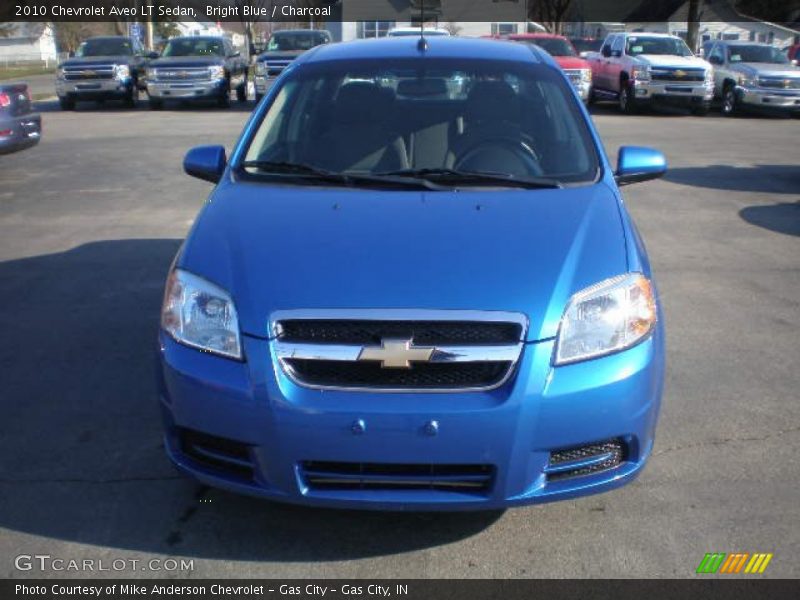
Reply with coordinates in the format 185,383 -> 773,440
217,82 -> 231,108
236,81 -> 247,103
619,82 -> 637,114
722,85 -> 739,116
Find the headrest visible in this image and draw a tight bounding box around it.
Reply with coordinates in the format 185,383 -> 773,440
333,81 -> 393,124
465,80 -> 520,124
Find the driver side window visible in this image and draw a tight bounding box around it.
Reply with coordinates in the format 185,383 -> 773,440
612,36 -> 624,56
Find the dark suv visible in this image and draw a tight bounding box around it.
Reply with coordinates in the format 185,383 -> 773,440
56,36 -> 151,109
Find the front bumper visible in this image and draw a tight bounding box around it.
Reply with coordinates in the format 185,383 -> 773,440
633,79 -> 714,103
56,77 -> 132,99
0,113 -> 41,155
146,79 -> 225,100
157,323 -> 665,511
737,85 -> 800,110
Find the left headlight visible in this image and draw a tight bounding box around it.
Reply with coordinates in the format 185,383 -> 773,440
632,65 -> 651,82
56,67 -> 66,80
114,64 -> 131,79
208,65 -> 225,80
704,68 -> 714,84
161,269 -> 242,360
554,273 -> 657,366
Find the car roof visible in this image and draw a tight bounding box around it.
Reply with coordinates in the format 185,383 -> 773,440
302,36 -> 545,65
720,40 -> 771,46
624,32 -> 680,38
272,29 -> 329,36
169,36 -> 224,42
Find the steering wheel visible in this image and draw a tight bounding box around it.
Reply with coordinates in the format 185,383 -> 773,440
454,136 -> 543,178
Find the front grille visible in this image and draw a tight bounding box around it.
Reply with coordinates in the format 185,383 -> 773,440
152,67 -> 211,82
276,319 -> 522,345
546,439 -> 625,482
63,65 -> 115,81
263,60 -> 292,77
758,76 -> 800,90
301,461 -> 495,494
285,358 -> 511,390
179,428 -> 254,480
650,68 -> 705,82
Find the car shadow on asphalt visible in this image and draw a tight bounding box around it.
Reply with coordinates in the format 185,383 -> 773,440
0,239 -> 503,562
664,164 -> 800,194
33,99 -> 257,114
739,202 -> 800,237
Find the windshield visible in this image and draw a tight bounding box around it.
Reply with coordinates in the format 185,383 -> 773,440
162,38 -> 224,57
626,36 -> 693,57
729,45 -> 789,64
76,38 -> 133,57
268,32 -> 329,51
524,38 -> 577,57
242,58 -> 599,186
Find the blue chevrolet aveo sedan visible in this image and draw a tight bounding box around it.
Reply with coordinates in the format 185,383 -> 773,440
158,37 -> 667,510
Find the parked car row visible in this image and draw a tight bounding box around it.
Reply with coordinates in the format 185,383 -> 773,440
580,32 -> 799,116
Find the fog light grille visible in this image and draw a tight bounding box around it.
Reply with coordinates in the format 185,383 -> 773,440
546,439 -> 625,482
179,428 -> 254,481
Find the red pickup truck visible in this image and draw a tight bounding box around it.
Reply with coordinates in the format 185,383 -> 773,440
507,33 -> 593,102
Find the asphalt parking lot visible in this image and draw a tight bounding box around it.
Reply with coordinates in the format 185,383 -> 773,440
0,99 -> 798,579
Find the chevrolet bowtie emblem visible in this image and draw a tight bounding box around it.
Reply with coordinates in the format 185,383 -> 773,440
358,338 -> 435,369
674,70 -> 686,78
82,70 -> 96,76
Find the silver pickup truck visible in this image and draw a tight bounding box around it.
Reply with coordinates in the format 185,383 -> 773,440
586,32 -> 714,115
706,40 -> 800,116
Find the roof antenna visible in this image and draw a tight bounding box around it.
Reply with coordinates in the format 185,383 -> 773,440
417,0 -> 428,52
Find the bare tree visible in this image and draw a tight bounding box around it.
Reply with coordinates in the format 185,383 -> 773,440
528,0 -> 574,34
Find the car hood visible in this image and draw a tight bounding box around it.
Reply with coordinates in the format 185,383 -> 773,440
179,182 -> 628,342
59,56 -> 133,67
635,54 -> 709,69
257,50 -> 305,62
732,62 -> 800,77
148,56 -> 224,68
555,56 -> 591,70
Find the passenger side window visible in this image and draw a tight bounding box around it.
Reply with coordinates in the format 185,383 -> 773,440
708,44 -> 724,65
612,36 -> 624,56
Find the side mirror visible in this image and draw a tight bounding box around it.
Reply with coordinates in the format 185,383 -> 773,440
231,51 -> 241,58
611,49 -> 622,58
708,55 -> 722,65
601,46 -> 611,58
615,146 -> 667,186
184,145 -> 226,184
147,51 -> 160,59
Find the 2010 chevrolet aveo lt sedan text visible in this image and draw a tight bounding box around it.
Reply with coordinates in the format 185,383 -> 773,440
158,37 -> 667,511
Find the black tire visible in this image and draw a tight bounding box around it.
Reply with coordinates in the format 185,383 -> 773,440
721,83 -> 739,116
149,98 -> 163,111
59,96 -> 75,110
587,86 -> 596,106
217,82 -> 231,108
236,81 -> 247,103
124,86 -> 137,108
619,79 -> 636,114
691,101 -> 710,116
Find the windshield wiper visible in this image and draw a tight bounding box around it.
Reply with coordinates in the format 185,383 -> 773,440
239,160 -> 445,190
377,168 -> 563,189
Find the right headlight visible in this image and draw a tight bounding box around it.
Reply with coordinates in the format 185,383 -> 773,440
208,65 -> 225,80
554,273 -> 657,366
255,61 -> 266,76
632,65 -> 651,82
738,73 -> 756,88
161,269 -> 242,360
